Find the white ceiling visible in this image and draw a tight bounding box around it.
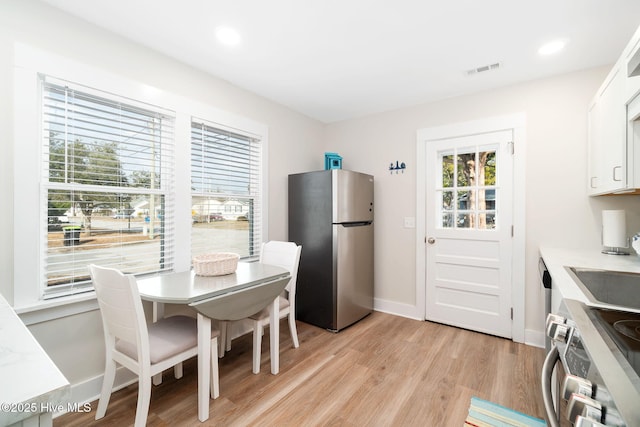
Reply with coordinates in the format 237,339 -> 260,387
41,0 -> 640,123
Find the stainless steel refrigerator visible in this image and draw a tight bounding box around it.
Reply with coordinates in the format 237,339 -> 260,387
288,169 -> 374,332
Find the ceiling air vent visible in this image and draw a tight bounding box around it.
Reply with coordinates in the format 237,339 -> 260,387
466,62 -> 501,76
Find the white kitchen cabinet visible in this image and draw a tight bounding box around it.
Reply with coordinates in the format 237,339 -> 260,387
625,34 -> 640,100
587,22 -> 640,196
588,65 -> 627,195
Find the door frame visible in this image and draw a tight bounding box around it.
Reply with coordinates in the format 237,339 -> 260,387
416,113 -> 526,342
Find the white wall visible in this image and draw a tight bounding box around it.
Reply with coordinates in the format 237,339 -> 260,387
325,67 -> 640,342
0,0 -> 323,393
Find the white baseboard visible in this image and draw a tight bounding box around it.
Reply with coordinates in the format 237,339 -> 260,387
373,297 -> 422,320
524,328 -> 545,349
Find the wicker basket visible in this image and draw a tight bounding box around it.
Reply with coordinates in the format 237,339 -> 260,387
193,253 -> 240,276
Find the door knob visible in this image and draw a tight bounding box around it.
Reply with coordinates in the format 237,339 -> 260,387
427,237 -> 435,244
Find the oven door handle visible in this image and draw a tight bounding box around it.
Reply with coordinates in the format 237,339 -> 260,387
542,345 -> 561,427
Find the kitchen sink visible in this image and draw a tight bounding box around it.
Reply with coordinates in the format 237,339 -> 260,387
566,266 -> 640,312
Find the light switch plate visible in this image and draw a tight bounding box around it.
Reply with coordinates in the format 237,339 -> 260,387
404,217 -> 415,228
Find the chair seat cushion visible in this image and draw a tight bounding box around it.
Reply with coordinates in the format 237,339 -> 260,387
248,296 -> 289,320
117,315 -> 200,364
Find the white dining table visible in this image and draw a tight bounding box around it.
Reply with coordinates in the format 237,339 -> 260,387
137,262 -> 290,422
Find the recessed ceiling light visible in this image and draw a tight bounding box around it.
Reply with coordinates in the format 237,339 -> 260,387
538,39 -> 567,56
215,26 -> 241,47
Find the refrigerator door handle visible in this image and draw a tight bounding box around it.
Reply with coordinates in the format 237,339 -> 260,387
337,221 -> 372,227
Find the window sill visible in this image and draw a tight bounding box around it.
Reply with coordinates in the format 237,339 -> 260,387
14,292 -> 99,326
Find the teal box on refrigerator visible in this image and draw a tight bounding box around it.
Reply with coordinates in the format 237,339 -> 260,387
324,152 -> 342,170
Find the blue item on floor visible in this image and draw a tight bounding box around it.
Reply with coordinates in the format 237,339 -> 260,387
464,397 -> 546,427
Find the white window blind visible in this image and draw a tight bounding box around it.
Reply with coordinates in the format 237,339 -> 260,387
41,76 -> 175,298
190,119 -> 262,260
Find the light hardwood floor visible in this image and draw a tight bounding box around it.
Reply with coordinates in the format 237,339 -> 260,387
54,311 -> 546,426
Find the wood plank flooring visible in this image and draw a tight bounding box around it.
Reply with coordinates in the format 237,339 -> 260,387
54,312 -> 546,427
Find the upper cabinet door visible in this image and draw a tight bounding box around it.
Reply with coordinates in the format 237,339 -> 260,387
588,23 -> 640,196
588,66 -> 627,195
588,101 -> 601,193
625,35 -> 640,100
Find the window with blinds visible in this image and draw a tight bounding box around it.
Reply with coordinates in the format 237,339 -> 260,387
41,76 -> 175,298
191,119 -> 262,260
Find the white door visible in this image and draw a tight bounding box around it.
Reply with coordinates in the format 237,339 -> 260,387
425,130 -> 513,338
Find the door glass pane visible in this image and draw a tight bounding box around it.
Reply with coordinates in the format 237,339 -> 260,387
480,151 -> 496,186
456,213 -> 472,228
480,189 -> 496,210
479,212 -> 496,230
442,190 -> 453,209
457,152 -> 476,187
457,190 -> 473,210
442,212 -> 454,228
442,154 -> 454,188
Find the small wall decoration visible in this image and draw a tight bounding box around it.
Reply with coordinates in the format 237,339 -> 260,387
389,161 -> 406,174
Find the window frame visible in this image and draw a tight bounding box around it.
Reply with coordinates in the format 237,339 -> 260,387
436,144 -> 499,230
13,44 -> 269,322
40,76 -> 178,299
190,118 -> 264,261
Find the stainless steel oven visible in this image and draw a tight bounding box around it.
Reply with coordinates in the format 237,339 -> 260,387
539,257 -> 553,352
543,299 -> 640,426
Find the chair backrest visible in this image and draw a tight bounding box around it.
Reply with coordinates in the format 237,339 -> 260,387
89,264 -> 149,363
259,241 -> 302,298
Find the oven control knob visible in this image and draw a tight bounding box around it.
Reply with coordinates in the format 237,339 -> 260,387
546,313 -> 565,328
545,314 -> 565,338
567,393 -> 602,425
552,323 -> 570,343
575,415 -> 606,427
562,374 -> 594,400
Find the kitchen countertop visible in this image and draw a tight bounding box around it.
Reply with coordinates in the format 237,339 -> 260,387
539,246 -> 640,312
0,293 -> 70,426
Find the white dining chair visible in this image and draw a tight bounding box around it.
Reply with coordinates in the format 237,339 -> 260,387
222,241 -> 302,373
89,264 -> 220,427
